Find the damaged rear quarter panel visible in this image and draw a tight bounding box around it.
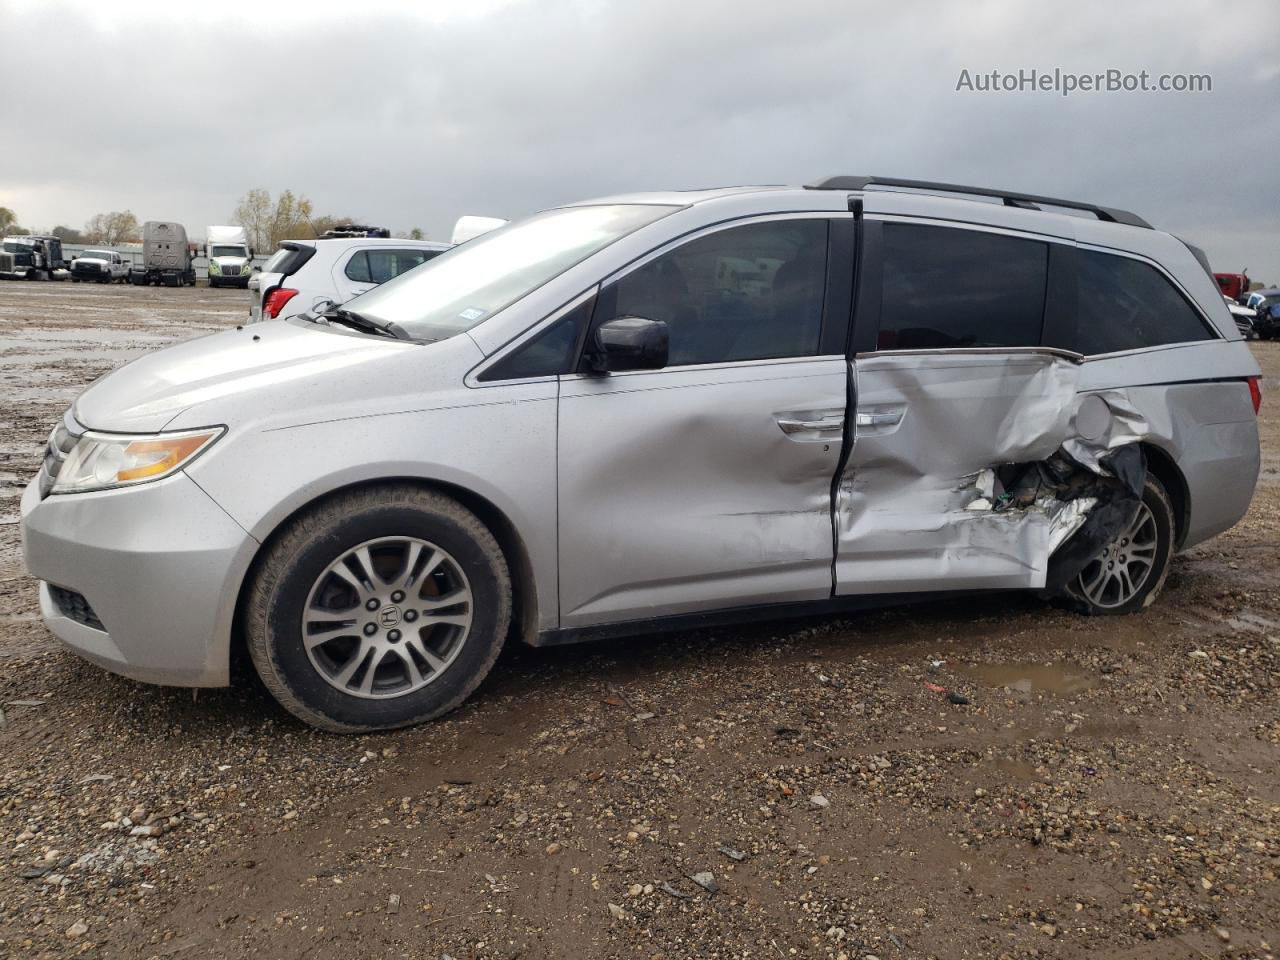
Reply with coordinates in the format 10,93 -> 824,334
1077,345 -> 1261,549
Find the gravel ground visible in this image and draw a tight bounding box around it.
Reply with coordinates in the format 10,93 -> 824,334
0,282 -> 1276,960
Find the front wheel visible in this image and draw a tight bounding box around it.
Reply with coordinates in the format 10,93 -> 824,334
1065,475 -> 1175,614
245,486 -> 511,732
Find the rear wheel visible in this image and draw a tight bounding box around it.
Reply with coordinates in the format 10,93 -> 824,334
1066,475 -> 1174,614
245,486 -> 511,732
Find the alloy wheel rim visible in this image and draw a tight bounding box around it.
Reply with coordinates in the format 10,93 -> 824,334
1074,501 -> 1158,609
301,536 -> 473,699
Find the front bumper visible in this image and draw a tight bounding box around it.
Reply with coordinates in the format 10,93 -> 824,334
20,471 -> 259,687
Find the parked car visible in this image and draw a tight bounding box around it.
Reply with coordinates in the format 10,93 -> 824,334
1224,294 -> 1258,339
248,234 -> 450,323
21,176 -> 1262,732
1245,289 -> 1280,339
71,248 -> 130,284
1244,288 -> 1278,311
1256,301 -> 1280,341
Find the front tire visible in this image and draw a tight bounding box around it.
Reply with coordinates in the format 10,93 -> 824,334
1065,474 -> 1175,614
245,486 -> 511,732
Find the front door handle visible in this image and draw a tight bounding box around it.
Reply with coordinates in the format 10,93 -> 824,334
776,412 -> 845,441
855,411 -> 903,428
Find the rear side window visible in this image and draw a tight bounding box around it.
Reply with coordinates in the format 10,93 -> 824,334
1066,250 -> 1215,355
877,224 -> 1048,350
880,224 -> 1049,350
346,248 -> 439,285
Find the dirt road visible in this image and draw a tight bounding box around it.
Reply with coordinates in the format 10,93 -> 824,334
0,283 -> 1276,959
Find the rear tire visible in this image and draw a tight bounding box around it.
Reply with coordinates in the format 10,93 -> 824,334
1065,474 -> 1175,615
245,485 -> 511,732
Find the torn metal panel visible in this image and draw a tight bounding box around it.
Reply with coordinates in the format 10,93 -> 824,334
1047,496 -> 1097,553
1060,389 -> 1149,474
835,350 -> 1083,594
1043,445 -> 1147,592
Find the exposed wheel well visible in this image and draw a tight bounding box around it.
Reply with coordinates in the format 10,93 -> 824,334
1140,442 -> 1189,550
229,478 -> 539,680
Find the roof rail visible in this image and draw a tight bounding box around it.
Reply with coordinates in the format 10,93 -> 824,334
805,175 -> 1152,229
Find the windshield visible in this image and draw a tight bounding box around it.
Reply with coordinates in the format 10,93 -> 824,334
211,244 -> 247,258
3,240 -> 34,252
83,249 -> 113,260
347,204 -> 676,341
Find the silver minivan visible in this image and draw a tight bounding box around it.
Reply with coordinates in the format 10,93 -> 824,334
21,176 -> 1262,731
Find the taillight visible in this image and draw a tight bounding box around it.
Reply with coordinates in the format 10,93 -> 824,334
1247,375 -> 1262,415
263,287 -> 298,319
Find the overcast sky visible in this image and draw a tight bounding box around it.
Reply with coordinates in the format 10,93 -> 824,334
3,0 -> 1278,280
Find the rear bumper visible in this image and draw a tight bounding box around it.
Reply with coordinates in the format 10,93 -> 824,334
20,472 -> 259,687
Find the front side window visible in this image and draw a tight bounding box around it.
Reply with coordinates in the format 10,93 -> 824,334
1068,250 -> 1216,355
347,204 -> 677,342
595,219 -> 828,366
877,223 -> 1049,350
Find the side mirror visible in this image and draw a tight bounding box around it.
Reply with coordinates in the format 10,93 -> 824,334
586,316 -> 668,374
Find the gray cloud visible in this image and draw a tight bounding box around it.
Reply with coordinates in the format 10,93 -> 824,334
2,0 -> 1277,279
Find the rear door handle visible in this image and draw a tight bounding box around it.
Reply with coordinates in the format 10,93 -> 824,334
776,412 -> 845,441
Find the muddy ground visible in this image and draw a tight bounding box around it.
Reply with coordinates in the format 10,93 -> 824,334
0,282 -> 1276,960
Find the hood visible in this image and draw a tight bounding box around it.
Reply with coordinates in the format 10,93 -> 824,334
73,321 -> 419,433
212,255 -> 249,266
76,257 -> 109,266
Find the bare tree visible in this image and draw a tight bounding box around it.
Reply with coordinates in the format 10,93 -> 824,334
51,225 -> 86,244
0,207 -> 24,235
232,189 -> 272,251
83,210 -> 141,245
232,189 -> 321,250
408,227 -> 425,240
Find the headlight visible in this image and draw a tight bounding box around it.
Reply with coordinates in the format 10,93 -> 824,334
209,260 -> 221,274
51,427 -> 224,494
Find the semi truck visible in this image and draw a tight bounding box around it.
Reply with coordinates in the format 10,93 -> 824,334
205,225 -> 253,288
0,235 -> 68,280
131,222 -> 196,287
1214,270 -> 1250,303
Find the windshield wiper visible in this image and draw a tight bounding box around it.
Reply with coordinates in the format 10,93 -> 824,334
320,307 -> 413,342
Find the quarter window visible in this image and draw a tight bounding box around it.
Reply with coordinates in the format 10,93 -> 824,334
478,298 -> 593,382
877,223 -> 1048,350
1066,250 -> 1214,355
596,219 -> 828,366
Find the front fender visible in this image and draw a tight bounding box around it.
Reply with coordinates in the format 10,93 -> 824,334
185,387 -> 560,631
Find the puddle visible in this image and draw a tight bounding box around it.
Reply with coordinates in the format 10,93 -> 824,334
1224,611 -> 1280,634
957,662 -> 1098,696
992,757 -> 1039,780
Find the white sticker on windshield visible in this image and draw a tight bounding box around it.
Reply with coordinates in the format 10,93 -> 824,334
458,307 -> 486,321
